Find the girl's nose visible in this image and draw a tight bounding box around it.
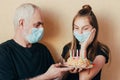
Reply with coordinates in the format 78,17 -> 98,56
78,30 -> 83,34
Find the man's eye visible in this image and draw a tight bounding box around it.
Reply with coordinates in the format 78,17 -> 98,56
39,22 -> 44,26
36,24 -> 40,27
34,22 -> 44,28
35,25 -> 39,28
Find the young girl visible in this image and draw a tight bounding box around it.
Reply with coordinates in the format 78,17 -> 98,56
62,5 -> 110,80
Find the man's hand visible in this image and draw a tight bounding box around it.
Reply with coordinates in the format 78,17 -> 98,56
29,63 -> 74,80
44,63 -> 74,80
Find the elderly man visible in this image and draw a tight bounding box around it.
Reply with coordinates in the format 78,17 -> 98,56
0,3 -> 73,80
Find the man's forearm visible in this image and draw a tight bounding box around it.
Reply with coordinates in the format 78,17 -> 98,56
28,73 -> 52,80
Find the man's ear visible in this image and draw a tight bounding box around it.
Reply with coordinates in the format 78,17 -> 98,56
19,19 -> 25,29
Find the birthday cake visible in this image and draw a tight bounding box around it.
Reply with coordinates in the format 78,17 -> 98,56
66,57 -> 93,69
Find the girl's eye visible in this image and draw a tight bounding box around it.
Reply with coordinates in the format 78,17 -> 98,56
74,27 -> 79,29
84,27 -> 88,30
74,25 -> 79,30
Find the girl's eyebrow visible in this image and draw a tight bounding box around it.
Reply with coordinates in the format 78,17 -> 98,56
83,25 -> 90,27
74,24 -> 90,28
74,24 -> 80,28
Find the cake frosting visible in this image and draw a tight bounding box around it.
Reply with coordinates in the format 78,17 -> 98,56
66,57 -> 93,69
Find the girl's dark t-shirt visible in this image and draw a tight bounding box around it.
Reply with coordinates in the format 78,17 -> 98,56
61,43 -> 109,80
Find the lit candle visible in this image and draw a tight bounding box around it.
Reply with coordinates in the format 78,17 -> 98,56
76,49 -> 78,57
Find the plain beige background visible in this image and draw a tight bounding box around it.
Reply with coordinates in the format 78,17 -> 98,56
0,0 -> 120,80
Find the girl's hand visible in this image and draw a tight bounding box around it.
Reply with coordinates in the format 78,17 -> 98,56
80,28 -> 96,50
69,67 -> 83,73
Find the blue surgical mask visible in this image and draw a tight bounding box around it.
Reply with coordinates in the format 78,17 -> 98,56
73,31 -> 91,43
26,27 -> 44,43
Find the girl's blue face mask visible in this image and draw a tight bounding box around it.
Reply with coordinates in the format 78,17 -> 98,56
73,31 -> 91,43
26,27 -> 44,43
